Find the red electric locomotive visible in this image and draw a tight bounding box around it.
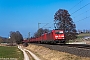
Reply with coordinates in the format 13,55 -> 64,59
29,29 -> 66,44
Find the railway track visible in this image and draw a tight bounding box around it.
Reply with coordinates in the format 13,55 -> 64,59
32,43 -> 90,57
64,44 -> 90,49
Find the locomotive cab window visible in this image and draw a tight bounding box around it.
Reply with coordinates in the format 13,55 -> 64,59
55,31 -> 63,34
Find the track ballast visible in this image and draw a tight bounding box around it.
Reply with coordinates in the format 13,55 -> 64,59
32,43 -> 90,57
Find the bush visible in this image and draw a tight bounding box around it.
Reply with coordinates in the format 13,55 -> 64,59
23,43 -> 28,47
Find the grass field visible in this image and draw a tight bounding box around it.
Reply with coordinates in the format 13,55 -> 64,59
0,46 -> 24,60
68,33 -> 90,43
77,33 -> 90,38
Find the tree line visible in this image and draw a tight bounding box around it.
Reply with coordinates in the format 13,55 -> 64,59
0,31 -> 23,45
78,29 -> 90,34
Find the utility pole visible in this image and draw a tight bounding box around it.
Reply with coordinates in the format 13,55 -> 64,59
28,32 -> 30,40
38,23 -> 41,29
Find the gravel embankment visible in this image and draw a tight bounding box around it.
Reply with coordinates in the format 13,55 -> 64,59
25,44 -> 90,60
39,44 -> 90,57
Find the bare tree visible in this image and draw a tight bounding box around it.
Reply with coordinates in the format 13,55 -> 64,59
34,28 -> 50,37
10,31 -> 23,44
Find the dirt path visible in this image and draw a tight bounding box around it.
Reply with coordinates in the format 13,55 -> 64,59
18,46 -> 29,60
18,45 -> 41,60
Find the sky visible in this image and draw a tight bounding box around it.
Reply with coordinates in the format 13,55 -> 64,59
0,0 -> 90,38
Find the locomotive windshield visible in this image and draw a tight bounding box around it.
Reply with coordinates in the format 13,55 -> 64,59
55,30 -> 63,34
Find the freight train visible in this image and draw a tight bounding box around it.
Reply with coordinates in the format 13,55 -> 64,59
23,29 -> 66,44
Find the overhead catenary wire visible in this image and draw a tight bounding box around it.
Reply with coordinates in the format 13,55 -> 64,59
49,23 -> 54,28
71,2 -> 90,15
73,9 -> 90,18
69,0 -> 83,11
42,23 -> 49,28
41,21 -> 54,29
75,16 -> 90,23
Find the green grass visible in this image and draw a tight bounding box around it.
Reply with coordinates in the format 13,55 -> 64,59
0,46 -> 24,60
77,33 -> 90,38
68,33 -> 90,43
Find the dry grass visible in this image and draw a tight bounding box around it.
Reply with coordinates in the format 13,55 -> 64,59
25,44 -> 90,60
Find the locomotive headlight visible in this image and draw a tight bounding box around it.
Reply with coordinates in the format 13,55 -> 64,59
61,36 -> 64,37
55,36 -> 58,38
